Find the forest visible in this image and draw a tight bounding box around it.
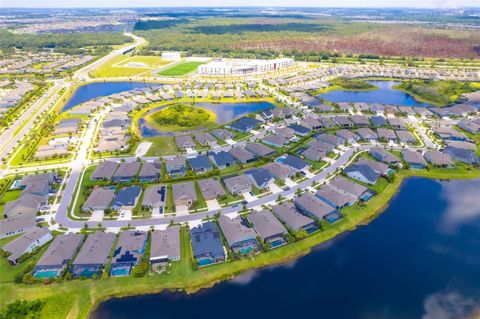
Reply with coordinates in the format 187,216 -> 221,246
0,31 -> 132,55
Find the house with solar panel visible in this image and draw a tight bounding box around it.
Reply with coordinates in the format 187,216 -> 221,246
110,231 -> 148,276
190,221 -> 225,267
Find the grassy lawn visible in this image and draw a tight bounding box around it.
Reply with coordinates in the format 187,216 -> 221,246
145,136 -> 178,156
157,62 -> 204,76
92,55 -> 170,78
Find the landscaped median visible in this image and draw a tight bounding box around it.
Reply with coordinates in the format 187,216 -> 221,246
1,165 -> 479,319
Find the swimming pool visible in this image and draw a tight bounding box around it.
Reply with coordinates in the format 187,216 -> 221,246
34,270 -> 59,278
111,267 -> 131,277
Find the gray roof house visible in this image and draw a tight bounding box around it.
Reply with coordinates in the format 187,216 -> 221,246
194,132 -> 217,146
90,161 -> 118,180
0,217 -> 36,239
377,128 -> 397,141
3,194 -> 43,219
315,184 -> 356,209
424,150 -> 454,167
138,161 -> 162,182
223,175 -> 253,196
344,162 -> 381,185
71,231 -> 116,278
271,202 -> 316,233
402,149 -> 428,169
166,156 -> 186,177
82,188 -> 115,212
33,233 -> 84,278
197,179 -> 226,200
176,135 -> 196,149
110,231 -> 148,276
248,210 -> 287,247
150,227 -> 181,268
263,162 -> 294,180
172,182 -> 197,208
229,146 -> 256,164
142,185 -> 167,210
2,227 -> 52,264
211,128 -> 234,141
294,192 -> 342,223
396,130 -> 416,144
244,142 -> 275,157
329,176 -> 369,200
188,155 -> 213,173
336,129 -> 360,143
113,162 -> 140,182
369,148 -> 402,166
356,128 -> 378,140
218,215 -> 259,254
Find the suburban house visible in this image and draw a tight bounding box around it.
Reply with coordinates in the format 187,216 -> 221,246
227,117 -> 261,133
271,202 -> 317,234
263,162 -> 294,180
329,176 -> 373,202
112,162 -> 140,182
2,228 -> 52,264
190,221 -> 225,267
356,128 -> 378,140
369,148 -> 402,166
248,210 -> 288,248
32,233 -> 84,278
208,151 -> 235,169
70,231 -> 116,278
82,188 -> 115,212
166,156 -> 187,177
402,149 -> 428,169
223,175 -> 253,196
211,128 -> 234,141
244,142 -> 275,157
218,215 -> 259,254
194,132 -> 217,146
344,163 -> 381,185
188,155 -> 213,173
0,217 -> 36,239
294,192 -> 343,223
229,146 -> 256,164
172,182 -> 197,208
176,135 -> 196,150
282,155 -> 311,172
150,227 -> 181,271
244,168 -> 275,190
315,184 -> 356,209
197,179 -> 226,201
138,161 -> 162,182
110,231 -> 148,276
111,186 -> 142,211
424,150 -> 454,167
90,161 -> 118,181
142,185 -> 167,212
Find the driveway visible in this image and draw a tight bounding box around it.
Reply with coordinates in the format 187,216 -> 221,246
268,182 -> 282,194
206,199 -> 221,211
135,142 -> 152,157
117,210 -> 132,221
242,191 -> 258,202
89,210 -> 104,222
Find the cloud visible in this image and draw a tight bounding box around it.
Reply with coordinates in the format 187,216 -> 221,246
439,179 -> 480,234
423,290 -> 477,319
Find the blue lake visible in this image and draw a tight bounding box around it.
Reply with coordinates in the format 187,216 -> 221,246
319,80 -> 431,106
138,101 -> 274,137
91,177 -> 480,319
62,81 -> 156,112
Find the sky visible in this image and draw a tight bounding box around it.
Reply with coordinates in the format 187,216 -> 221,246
1,0 -> 479,8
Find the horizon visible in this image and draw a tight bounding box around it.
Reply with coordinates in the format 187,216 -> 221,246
1,1 -> 480,9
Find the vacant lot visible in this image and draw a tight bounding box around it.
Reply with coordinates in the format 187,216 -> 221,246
158,62 -> 204,76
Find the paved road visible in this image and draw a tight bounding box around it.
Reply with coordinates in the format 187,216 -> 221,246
54,144 -> 373,229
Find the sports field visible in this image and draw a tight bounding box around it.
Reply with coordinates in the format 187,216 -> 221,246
157,61 -> 204,76
93,55 -> 171,78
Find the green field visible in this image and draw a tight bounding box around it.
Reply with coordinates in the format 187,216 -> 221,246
157,62 -> 204,76
145,136 -> 179,156
93,55 -> 171,78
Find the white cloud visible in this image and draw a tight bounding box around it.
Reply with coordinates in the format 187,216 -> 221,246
423,290 -> 477,319
439,179 -> 480,234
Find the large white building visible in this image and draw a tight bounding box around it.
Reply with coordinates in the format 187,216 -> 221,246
161,51 -> 181,61
198,58 -> 294,76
